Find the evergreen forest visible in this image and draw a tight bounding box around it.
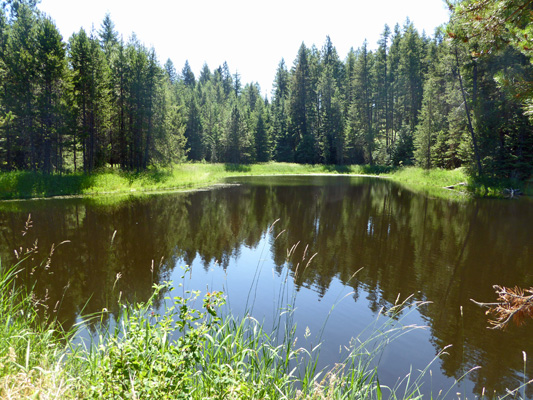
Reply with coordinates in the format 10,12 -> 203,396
0,0 -> 532,181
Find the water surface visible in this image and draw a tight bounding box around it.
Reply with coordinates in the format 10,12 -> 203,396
1,176 -> 532,397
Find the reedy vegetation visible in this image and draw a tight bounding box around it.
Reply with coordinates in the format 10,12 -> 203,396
1,162 -> 531,201
0,1 -> 532,183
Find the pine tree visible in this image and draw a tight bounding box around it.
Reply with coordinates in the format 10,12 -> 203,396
200,80 -> 224,162
164,58 -> 178,84
347,41 -> 375,164
153,60 -> 187,165
388,20 -> 426,166
373,25 -> 391,163
321,35 -> 344,85
142,48 -> 159,169
181,60 -> 195,88
68,28 -> 108,171
3,2 -> 39,169
183,93 -> 203,160
290,43 -> 315,163
233,71 -> 242,96
387,24 -> 402,151
414,37 -> 455,169
221,61 -> 233,98
398,20 -> 424,133
99,13 -> 118,58
271,59 -> 291,161
318,67 -> 344,164
0,6 -> 12,169
414,75 -> 440,169
317,37 -> 344,164
198,62 -> 211,85
35,16 -> 67,173
225,103 -> 245,163
254,103 -> 270,162
108,38 -> 128,168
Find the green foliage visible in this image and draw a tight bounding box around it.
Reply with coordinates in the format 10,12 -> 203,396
414,76 -> 444,169
391,126 -> 414,166
69,28 -> 109,172
82,281 -> 224,399
446,0 -> 533,58
0,251 -> 434,399
181,60 -> 196,88
446,0 -> 533,175
346,40 -> 375,164
1,163 -> 493,202
272,59 -> 292,162
183,91 -> 204,161
225,104 -> 248,163
290,43 -> 315,164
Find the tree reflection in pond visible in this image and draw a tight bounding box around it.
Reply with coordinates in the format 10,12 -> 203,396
0,176 -> 532,397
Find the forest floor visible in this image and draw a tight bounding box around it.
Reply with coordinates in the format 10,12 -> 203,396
0,162 -> 529,201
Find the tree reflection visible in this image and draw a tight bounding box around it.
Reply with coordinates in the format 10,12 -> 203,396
0,176 -> 532,396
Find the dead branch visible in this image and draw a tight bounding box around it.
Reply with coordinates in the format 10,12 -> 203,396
471,285 -> 533,330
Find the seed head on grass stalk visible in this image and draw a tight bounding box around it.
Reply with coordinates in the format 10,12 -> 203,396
0,248 -> 77,398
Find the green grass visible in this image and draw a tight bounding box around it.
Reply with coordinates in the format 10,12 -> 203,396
0,162 -> 392,200
0,256 -> 74,398
0,163 -> 479,201
2,162 -> 530,202
386,166 -> 471,199
387,166 -> 468,188
0,245 -> 393,399
75,281 -> 402,399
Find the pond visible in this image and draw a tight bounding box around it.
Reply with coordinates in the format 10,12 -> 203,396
0,175 -> 532,398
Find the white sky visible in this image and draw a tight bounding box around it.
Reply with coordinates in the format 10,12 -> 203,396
37,0 -> 451,97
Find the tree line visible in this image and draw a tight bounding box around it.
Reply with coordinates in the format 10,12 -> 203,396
0,0 -> 532,180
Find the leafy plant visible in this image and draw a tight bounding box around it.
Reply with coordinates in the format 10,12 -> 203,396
81,282 -> 224,399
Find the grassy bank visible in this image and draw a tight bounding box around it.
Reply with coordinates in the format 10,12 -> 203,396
0,162 -> 471,200
2,162 -> 530,202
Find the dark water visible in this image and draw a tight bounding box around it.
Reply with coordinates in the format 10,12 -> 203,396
1,175 -> 532,398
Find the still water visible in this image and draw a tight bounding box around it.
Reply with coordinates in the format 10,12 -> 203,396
1,175 -> 532,397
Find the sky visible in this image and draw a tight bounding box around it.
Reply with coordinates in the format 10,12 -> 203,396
37,0 -> 451,97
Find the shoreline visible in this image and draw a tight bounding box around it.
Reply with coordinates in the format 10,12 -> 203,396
0,172 -> 449,203
2,163 -> 526,202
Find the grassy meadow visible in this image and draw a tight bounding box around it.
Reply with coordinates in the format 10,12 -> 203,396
0,162 -> 487,201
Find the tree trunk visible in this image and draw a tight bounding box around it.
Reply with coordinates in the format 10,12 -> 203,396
454,46 -> 483,177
